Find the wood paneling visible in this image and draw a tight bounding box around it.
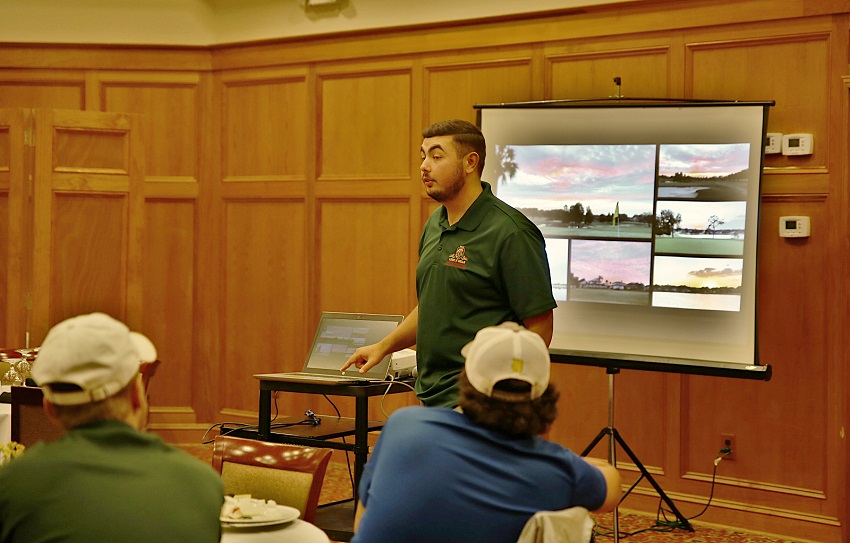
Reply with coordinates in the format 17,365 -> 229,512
424,55 -> 535,123
0,78 -> 84,110
318,68 -> 411,180
49,193 -> 128,324
547,44 -> 673,100
688,32 -> 830,174
28,109 -> 143,343
222,199 -> 308,413
0,193 -> 7,346
222,71 -> 309,180
100,74 -> 201,180
317,199 -> 411,314
142,199 -> 197,408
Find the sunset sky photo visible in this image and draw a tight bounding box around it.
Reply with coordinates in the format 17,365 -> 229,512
658,143 -> 750,178
653,256 -> 743,289
494,144 -> 656,217
655,200 -> 748,231
570,239 -> 651,285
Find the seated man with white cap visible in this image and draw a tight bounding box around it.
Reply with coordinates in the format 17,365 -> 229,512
351,322 -> 621,543
0,312 -> 224,543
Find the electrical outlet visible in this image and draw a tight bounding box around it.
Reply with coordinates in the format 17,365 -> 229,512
720,433 -> 736,460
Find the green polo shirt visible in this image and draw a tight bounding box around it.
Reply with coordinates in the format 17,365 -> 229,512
0,420 -> 224,543
415,182 -> 556,407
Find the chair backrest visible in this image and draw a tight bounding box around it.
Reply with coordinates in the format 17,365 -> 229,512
516,507 -> 594,543
10,386 -> 65,447
139,359 -> 162,390
212,435 -> 332,523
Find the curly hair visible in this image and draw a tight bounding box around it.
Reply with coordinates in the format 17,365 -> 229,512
458,371 -> 559,438
422,119 -> 486,176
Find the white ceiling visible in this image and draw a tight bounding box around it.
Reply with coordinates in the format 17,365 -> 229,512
0,0 -> 640,46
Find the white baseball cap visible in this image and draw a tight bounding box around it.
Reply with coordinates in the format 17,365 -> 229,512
461,322 -> 550,402
33,312 -> 157,406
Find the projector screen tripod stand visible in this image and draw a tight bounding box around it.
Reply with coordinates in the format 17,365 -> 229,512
581,367 -> 694,541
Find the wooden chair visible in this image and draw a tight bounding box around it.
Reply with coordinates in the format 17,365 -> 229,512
139,359 -> 162,391
212,435 -> 333,523
10,386 -> 64,447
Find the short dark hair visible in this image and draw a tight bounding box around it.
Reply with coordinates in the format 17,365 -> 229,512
458,371 -> 559,438
422,119 -> 486,176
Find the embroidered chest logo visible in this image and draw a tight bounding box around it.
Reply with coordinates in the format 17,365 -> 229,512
446,245 -> 468,269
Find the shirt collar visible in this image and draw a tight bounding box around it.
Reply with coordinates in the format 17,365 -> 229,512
438,182 -> 495,231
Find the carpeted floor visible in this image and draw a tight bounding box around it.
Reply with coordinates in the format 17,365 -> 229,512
181,443 -> 798,543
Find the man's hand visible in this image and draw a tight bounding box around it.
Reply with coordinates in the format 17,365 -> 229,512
341,344 -> 386,374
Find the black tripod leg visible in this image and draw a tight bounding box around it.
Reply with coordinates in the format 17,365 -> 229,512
580,427 -> 612,457
613,429 -> 694,532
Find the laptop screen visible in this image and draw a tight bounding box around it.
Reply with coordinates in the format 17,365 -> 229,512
303,312 -> 404,378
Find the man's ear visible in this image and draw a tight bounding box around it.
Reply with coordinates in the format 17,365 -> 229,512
42,396 -> 63,429
129,374 -> 145,410
463,152 -> 480,175
43,396 -> 55,418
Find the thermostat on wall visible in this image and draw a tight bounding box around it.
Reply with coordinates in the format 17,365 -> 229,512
781,133 -> 813,156
764,133 -> 782,154
779,216 -> 810,238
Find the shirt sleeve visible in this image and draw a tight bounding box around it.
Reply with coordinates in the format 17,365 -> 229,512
499,228 -> 557,320
568,458 -> 609,511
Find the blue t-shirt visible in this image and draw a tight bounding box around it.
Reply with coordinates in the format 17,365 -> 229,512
352,406 -> 607,543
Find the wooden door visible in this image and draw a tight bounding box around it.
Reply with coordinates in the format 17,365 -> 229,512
26,109 -> 144,345
0,109 -> 33,347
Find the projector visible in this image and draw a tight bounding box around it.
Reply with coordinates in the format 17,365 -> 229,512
389,349 -> 417,380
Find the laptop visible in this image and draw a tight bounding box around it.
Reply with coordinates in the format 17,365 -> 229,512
254,312 -> 404,385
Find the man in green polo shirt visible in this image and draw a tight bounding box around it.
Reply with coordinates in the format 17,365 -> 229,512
0,313 -> 224,543
342,119 -> 556,407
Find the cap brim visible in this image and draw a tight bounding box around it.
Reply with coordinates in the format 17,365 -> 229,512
129,332 -> 157,363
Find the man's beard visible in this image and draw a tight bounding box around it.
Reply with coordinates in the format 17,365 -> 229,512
425,163 -> 465,202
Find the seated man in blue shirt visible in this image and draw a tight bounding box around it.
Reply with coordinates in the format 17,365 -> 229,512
352,322 -> 621,543
0,312 -> 224,543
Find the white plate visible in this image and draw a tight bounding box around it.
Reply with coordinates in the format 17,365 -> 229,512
220,503 -> 300,528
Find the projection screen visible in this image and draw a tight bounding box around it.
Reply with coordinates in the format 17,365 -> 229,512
476,100 -> 772,379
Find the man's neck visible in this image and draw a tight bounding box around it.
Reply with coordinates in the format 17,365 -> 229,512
444,179 -> 483,225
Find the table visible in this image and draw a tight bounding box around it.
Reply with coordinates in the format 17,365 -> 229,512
239,376 -> 413,497
221,519 -> 330,543
225,376 -> 414,542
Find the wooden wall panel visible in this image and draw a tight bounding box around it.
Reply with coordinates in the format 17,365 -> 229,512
675,22 -> 837,525
547,44 -> 673,100
0,192 -> 7,346
317,199 -> 411,315
222,75 -> 309,180
100,74 -> 201,180
688,33 -> 830,173
49,193 -> 127,324
318,69 -> 411,180
0,123 -> 9,346
0,110 -> 31,348
0,78 -> 84,110
687,200 -> 828,491
27,110 -> 143,345
222,73 -> 309,180
142,199 -> 196,408
316,199 -> 418,418
222,199 -> 307,413
424,56 -> 535,123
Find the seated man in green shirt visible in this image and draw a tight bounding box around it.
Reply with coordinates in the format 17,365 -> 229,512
0,312 -> 224,543
342,119 -> 556,407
